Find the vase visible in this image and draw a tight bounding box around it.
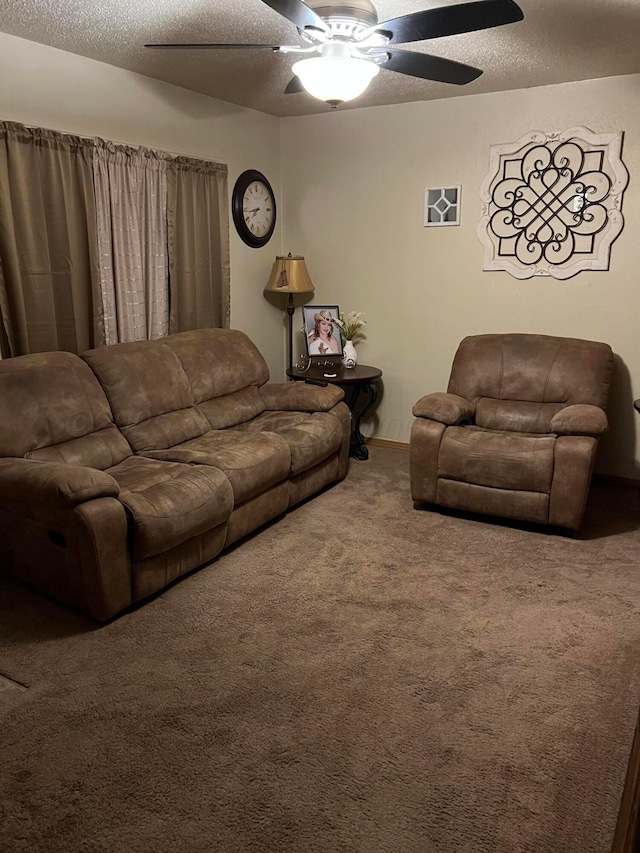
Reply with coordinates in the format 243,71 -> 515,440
342,339 -> 357,369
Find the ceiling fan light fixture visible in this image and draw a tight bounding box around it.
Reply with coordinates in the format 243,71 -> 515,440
292,55 -> 379,106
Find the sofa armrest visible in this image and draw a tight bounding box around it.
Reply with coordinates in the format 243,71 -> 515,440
259,381 -> 344,413
412,392 -> 475,425
0,458 -> 120,507
550,404 -> 608,436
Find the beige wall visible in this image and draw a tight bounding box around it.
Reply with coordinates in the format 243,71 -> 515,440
1,30 -> 639,477
0,31 -> 288,375
281,74 -> 640,479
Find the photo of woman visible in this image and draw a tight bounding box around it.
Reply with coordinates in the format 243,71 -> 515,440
303,306 -> 343,358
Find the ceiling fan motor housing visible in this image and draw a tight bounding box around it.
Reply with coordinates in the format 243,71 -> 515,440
305,0 -> 379,32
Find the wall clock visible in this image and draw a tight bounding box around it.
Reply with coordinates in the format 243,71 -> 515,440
232,169 -> 277,248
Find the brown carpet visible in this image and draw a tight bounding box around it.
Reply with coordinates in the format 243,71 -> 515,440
1,447 -> 639,853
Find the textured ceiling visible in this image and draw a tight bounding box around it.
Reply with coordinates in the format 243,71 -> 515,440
1,0 -> 639,117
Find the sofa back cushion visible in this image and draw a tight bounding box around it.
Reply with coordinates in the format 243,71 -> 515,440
165,328 -> 270,429
0,351 -> 131,468
82,339 -> 210,452
448,333 -> 612,433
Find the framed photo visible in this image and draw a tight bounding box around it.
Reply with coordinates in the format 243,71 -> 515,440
302,305 -> 343,359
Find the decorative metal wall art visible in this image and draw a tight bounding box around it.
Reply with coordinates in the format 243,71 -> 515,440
477,127 -> 628,280
424,186 -> 461,226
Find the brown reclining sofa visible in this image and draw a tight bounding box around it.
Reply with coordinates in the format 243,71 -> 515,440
0,328 -> 351,620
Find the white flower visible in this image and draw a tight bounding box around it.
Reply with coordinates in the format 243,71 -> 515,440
334,311 -> 367,341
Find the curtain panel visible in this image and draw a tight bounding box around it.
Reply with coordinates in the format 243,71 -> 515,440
93,142 -> 169,345
167,156 -> 230,333
0,121 -> 230,357
0,122 -> 101,357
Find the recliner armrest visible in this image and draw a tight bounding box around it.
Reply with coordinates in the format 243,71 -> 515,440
259,381 -> 344,413
0,458 -> 120,507
412,392 -> 475,425
550,404 -> 608,436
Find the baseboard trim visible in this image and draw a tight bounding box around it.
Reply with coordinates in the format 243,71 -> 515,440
366,437 -> 409,453
366,438 -> 640,489
593,473 -> 640,490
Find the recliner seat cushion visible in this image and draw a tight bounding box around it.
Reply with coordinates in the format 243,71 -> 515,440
108,456 -> 233,561
230,410 -> 344,476
141,430 -> 291,505
439,426 -> 555,493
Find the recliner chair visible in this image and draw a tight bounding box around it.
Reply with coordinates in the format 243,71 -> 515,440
410,333 -> 613,529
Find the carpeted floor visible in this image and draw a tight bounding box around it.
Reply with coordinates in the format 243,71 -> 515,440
1,446 -> 639,853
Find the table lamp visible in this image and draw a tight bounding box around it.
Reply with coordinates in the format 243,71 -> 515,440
264,253 -> 315,370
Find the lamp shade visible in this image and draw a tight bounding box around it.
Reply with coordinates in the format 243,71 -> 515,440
292,56 -> 379,105
264,254 -> 315,295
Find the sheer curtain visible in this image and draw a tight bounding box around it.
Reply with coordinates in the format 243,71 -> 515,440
0,122 -> 101,357
93,142 -> 169,345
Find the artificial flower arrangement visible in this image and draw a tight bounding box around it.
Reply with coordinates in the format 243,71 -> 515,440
334,311 -> 367,342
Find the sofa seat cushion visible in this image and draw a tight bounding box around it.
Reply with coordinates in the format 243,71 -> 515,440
230,410 -> 344,476
141,431 -> 291,506
439,426 -> 556,493
108,456 -> 233,561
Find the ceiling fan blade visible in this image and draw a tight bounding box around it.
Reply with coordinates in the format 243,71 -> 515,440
381,49 -> 482,85
145,43 -> 282,50
364,0 -> 523,46
260,0 -> 329,34
284,76 -> 304,94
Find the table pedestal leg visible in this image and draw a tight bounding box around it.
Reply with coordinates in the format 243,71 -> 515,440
346,381 -> 378,460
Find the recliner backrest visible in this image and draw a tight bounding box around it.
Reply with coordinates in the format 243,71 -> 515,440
0,351 -> 131,468
82,339 -> 210,452
447,334 -> 613,433
164,328 -> 270,429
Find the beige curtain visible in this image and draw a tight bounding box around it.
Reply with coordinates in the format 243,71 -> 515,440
167,157 -> 230,333
0,121 -> 101,356
0,122 -> 230,356
93,142 -> 169,345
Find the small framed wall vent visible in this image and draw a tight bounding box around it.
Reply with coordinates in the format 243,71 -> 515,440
477,126 -> 629,279
424,186 -> 461,227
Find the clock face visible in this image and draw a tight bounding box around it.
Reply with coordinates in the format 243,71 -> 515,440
243,180 -> 274,239
232,170 -> 277,248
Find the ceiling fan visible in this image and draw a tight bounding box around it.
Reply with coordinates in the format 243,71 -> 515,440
146,0 -> 524,107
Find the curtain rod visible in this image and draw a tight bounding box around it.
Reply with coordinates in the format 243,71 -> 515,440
4,118 -> 226,168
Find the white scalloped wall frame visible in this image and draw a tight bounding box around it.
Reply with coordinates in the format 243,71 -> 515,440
477,126 -> 629,280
